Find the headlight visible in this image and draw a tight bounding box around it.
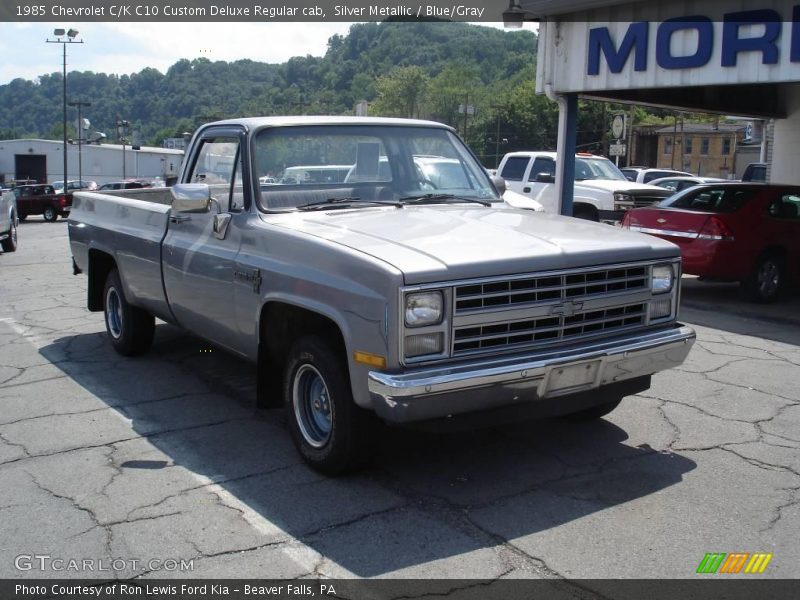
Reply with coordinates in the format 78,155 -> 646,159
405,291 -> 443,327
651,264 -> 674,294
614,192 -> 634,211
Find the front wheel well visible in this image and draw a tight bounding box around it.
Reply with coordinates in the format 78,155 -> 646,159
87,249 -> 116,311
572,202 -> 599,221
257,302 -> 347,409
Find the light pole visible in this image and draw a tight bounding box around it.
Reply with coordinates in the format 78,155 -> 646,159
68,100 -> 91,186
116,118 -> 130,179
46,28 -> 83,186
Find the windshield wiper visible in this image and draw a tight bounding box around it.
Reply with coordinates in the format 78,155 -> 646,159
398,193 -> 491,207
297,197 -> 403,211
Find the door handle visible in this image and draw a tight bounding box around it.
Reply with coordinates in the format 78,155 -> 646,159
523,187 -> 531,193
170,214 -> 190,224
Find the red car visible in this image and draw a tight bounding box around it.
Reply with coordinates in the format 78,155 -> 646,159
621,183 -> 800,302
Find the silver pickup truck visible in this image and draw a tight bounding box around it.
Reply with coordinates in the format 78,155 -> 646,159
69,116 -> 695,474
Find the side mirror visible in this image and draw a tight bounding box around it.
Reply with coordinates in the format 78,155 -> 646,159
171,183 -> 211,213
491,175 -> 506,194
535,172 -> 555,184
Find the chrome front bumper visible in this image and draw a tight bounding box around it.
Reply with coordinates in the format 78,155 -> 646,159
368,324 -> 695,423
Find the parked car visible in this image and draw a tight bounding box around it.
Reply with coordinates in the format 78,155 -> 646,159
69,116 -> 695,474
620,167 -> 694,184
97,180 -> 150,191
497,151 -> 671,221
742,163 -> 767,182
648,175 -> 729,193
621,183 -> 800,302
13,184 -> 71,221
0,188 -> 18,252
52,180 -> 98,194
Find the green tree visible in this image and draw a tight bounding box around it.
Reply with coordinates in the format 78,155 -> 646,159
371,66 -> 429,118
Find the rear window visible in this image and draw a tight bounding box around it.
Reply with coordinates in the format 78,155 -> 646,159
500,156 -> 530,181
661,186 -> 757,213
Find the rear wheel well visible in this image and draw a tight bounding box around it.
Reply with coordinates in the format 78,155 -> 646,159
257,302 -> 347,408
753,245 -> 787,271
88,250 -> 116,311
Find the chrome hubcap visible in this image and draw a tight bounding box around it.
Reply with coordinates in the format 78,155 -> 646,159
293,364 -> 332,448
757,261 -> 780,297
105,287 -> 123,339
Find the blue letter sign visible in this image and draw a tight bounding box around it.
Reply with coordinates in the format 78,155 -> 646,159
656,16 -> 714,69
587,21 -> 648,75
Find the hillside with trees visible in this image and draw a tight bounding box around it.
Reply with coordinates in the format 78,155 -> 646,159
0,21 -> 628,166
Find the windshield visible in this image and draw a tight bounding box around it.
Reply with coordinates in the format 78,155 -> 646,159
575,158 -> 628,182
253,125 -> 499,211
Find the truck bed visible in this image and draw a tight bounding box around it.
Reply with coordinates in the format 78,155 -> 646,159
69,188 -> 174,320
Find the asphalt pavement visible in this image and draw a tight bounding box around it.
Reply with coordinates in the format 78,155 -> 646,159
0,218 -> 798,582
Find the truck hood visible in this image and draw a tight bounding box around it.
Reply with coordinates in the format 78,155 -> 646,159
577,179 -> 671,196
265,206 -> 679,284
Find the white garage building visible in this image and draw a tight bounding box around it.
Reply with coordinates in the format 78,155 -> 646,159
521,0 -> 800,213
0,139 -> 184,187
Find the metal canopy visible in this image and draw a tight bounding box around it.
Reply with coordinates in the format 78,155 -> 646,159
580,83 -> 787,120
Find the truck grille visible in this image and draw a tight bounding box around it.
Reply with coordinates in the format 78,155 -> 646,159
453,302 -> 646,355
454,266 -> 647,313
450,265 -> 650,357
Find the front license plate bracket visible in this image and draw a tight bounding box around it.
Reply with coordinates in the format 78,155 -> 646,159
544,360 -> 601,397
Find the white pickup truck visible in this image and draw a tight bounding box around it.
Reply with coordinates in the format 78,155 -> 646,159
499,151 -> 672,221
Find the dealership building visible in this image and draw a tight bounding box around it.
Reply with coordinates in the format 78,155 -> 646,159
522,0 -> 799,213
0,139 -> 184,186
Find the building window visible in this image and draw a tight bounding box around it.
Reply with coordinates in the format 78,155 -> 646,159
684,137 -> 693,154
664,137 -> 673,155
701,137 -> 710,155
722,138 -> 731,155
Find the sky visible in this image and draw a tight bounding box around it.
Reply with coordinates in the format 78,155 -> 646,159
0,21 -> 516,85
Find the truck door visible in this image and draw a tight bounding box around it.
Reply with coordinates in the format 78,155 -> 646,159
162,127 -> 248,355
498,156 -> 530,195
524,157 -> 557,213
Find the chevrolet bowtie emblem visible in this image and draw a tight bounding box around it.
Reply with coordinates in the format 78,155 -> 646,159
550,301 -> 583,317
657,218 -> 667,224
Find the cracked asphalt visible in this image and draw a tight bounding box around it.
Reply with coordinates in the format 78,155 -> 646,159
1,220 -> 798,581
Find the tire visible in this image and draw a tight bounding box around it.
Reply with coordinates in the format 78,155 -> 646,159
284,335 -> 376,475
742,253 -> 784,303
563,397 -> 623,421
43,206 -> 58,222
1,216 -> 17,253
103,268 -> 155,356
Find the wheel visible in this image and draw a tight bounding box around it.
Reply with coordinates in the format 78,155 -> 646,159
284,335 -> 376,475
103,268 -> 155,356
43,206 -> 58,222
742,253 -> 784,303
17,213 -> 27,222
1,216 -> 17,253
563,397 -> 623,421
